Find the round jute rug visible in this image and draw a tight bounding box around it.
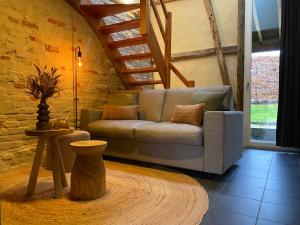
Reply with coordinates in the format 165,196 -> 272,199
0,161 -> 208,225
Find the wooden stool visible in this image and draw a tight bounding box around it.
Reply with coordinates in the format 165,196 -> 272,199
25,129 -> 74,198
44,130 -> 90,172
70,140 -> 107,200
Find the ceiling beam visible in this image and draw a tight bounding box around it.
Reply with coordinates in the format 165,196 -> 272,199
253,0 -> 263,43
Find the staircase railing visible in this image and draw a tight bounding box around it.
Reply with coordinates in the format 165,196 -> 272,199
140,0 -> 194,88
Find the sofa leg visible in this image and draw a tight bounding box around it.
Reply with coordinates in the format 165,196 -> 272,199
206,172 -> 212,179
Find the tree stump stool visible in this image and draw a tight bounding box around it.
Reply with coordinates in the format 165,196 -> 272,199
70,140 -> 107,200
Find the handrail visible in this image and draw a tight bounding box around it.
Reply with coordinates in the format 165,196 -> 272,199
159,0 -> 168,18
140,0 -> 194,88
150,0 -> 166,43
170,63 -> 195,87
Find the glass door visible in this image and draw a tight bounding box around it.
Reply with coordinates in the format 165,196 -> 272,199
250,51 -> 279,143
244,0 -> 281,147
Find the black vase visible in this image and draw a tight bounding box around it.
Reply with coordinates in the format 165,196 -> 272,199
36,97 -> 51,130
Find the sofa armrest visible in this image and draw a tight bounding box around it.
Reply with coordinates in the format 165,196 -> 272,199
203,111 -> 243,174
80,108 -> 103,131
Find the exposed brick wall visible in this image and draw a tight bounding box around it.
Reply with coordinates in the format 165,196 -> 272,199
0,0 -> 123,171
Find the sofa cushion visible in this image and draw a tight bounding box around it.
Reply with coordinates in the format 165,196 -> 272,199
191,90 -> 227,111
138,89 -> 166,122
106,93 -> 138,106
196,86 -> 232,111
161,88 -> 196,122
102,105 -> 139,120
88,120 -> 155,139
161,86 -> 232,122
135,122 -> 203,146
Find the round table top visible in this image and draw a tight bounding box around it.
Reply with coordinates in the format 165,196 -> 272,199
70,140 -> 107,155
25,128 -> 74,137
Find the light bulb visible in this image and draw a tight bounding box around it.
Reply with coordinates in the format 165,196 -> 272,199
78,60 -> 82,67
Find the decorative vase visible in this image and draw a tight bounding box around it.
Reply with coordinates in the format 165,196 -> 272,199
36,97 -> 51,130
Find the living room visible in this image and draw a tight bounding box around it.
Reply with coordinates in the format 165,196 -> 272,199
0,0 -> 299,225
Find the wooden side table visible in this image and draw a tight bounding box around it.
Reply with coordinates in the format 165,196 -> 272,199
70,140 -> 107,200
25,129 -> 74,198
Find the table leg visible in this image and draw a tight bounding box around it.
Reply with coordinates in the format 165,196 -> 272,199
46,138 -> 52,170
51,137 -> 63,198
54,137 -> 68,187
26,136 -> 46,196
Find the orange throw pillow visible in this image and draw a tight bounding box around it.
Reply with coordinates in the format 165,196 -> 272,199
102,105 -> 139,120
170,104 -> 206,126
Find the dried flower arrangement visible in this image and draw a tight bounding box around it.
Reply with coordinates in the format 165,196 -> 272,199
25,64 -> 61,130
26,64 -> 61,101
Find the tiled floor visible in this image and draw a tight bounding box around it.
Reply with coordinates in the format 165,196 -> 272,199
105,149 -> 300,225
195,149 -> 300,225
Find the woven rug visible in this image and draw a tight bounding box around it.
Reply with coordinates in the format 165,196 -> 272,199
0,161 -> 209,225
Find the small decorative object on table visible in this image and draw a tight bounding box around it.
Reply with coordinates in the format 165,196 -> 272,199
54,118 -> 69,129
25,64 -> 61,130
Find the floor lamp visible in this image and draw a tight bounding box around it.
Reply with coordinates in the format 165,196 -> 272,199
74,47 -> 82,130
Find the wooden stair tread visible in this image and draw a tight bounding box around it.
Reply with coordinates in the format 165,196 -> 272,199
114,52 -> 153,61
120,67 -> 157,74
107,36 -> 146,48
99,19 -> 140,34
80,4 -> 140,19
127,80 -> 163,86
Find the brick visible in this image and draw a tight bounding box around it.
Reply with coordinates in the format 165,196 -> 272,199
86,70 -> 100,75
3,120 -> 20,128
8,16 -> 19,24
47,18 -> 57,25
21,20 -> 39,29
29,36 -> 37,41
0,55 -> 11,61
13,82 -> 25,89
45,44 -> 59,53
57,20 -> 66,27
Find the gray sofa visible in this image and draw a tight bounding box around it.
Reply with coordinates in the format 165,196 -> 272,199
81,86 -> 243,174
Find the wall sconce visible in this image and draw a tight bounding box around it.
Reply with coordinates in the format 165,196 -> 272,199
74,46 -> 82,130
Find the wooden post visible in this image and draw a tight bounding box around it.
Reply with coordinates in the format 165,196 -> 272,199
237,0 -> 245,111
140,0 -> 150,35
165,12 -> 172,88
203,0 -> 231,86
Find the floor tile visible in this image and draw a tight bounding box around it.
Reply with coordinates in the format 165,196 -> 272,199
258,202 -> 300,225
197,179 -> 225,201
220,183 -> 264,201
256,219 -> 284,225
234,167 -> 269,179
211,193 -> 261,217
200,208 -> 256,225
265,179 -> 300,194
235,162 -> 270,172
267,171 -> 300,184
229,174 -> 267,188
263,189 -> 300,208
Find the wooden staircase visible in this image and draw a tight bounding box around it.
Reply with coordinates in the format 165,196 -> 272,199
68,0 -> 195,89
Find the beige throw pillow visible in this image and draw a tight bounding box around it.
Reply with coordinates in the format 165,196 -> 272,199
170,104 -> 206,126
102,105 -> 139,120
